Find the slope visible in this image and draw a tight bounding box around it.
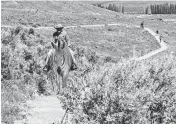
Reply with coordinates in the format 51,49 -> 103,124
1,1 -> 125,26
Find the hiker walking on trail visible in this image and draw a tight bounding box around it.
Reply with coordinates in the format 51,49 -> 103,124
155,30 -> 162,43
43,24 -> 77,72
140,21 -> 144,29
156,30 -> 159,34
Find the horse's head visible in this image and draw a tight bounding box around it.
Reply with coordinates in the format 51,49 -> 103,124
51,38 -> 65,51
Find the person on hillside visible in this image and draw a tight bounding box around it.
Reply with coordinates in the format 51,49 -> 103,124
43,24 -> 77,72
156,30 -> 159,34
155,30 -> 162,43
159,34 -> 162,43
140,21 -> 144,29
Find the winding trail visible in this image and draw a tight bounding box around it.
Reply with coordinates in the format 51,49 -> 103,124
134,27 -> 167,61
3,23 -> 168,124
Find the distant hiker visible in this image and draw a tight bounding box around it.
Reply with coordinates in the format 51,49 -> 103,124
140,21 -> 144,29
156,30 -> 159,34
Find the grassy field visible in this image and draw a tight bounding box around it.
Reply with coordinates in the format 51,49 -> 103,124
33,25 -> 160,59
66,26 -> 159,58
1,1 -> 162,59
132,14 -> 176,52
1,1 -> 124,26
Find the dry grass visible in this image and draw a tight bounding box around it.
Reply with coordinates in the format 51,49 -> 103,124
67,26 -> 160,59
130,14 -> 176,53
1,1 -> 124,26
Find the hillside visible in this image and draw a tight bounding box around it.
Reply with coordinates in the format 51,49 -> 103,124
1,26 -> 175,124
1,1 -> 162,58
1,1 -> 176,124
1,1 -> 125,26
86,1 -> 176,53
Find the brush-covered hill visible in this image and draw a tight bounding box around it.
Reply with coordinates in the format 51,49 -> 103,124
1,1 -> 161,59
1,1 -> 176,124
1,26 -> 176,124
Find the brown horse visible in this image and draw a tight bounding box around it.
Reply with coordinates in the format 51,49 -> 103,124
43,38 -> 73,94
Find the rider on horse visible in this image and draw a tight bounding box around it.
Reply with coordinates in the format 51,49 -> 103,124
43,24 -> 77,72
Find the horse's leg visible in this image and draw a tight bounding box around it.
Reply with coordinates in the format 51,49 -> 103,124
56,67 -> 62,95
56,75 -> 61,95
62,71 -> 69,88
51,79 -> 55,91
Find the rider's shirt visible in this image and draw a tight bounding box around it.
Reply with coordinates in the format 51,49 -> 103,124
53,30 -> 70,46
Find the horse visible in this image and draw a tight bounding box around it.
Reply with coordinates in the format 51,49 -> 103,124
43,37 -> 74,94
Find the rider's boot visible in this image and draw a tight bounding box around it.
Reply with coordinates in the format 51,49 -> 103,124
70,62 -> 78,71
43,65 -> 51,72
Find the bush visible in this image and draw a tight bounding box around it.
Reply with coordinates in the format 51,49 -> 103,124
28,28 -> 34,35
1,27 -> 49,124
59,54 -> 176,124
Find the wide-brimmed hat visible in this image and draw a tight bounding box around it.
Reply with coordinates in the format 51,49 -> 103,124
54,24 -> 64,29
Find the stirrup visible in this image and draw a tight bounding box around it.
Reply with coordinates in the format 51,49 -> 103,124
43,65 -> 50,72
70,63 -> 77,71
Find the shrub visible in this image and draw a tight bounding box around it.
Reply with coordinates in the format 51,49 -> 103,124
28,28 -> 34,35
15,26 -> 22,34
59,54 -> 176,124
37,77 -> 47,95
1,27 -> 49,124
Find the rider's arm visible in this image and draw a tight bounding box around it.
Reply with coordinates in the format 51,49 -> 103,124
53,32 -> 58,43
65,34 -> 71,47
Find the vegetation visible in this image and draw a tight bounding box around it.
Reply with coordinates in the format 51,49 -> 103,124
67,26 -> 160,59
150,3 -> 176,14
59,54 -> 176,124
1,27 -> 49,124
1,1 -> 124,26
1,2 -> 176,124
144,6 -> 150,14
94,2 -> 176,14
1,26 -> 120,124
93,2 -> 176,14
1,23 -> 165,123
93,3 -> 124,13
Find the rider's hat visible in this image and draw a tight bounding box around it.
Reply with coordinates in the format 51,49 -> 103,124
54,24 -> 64,30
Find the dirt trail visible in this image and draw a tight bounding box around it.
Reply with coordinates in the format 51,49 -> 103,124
15,96 -> 65,124
5,23 -> 167,124
134,27 -> 167,61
